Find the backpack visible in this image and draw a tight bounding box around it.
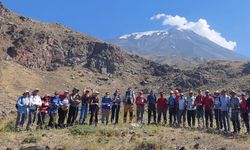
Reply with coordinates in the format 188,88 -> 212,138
16,96 -> 24,109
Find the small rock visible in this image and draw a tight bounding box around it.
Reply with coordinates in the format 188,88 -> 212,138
54,145 -> 64,150
194,136 -> 201,140
219,147 -> 227,150
171,138 -> 176,141
121,131 -> 126,137
179,146 -> 187,150
193,143 -> 199,149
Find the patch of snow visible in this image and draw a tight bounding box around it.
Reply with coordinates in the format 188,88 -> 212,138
119,30 -> 168,40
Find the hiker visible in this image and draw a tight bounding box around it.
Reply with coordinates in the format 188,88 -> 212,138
101,92 -> 112,125
167,91 -> 176,126
89,90 -> 100,126
67,88 -> 81,127
135,91 -> 147,123
230,91 -> 240,133
174,90 -> 180,125
123,88 -> 135,123
177,93 -> 186,127
48,92 -> 61,128
203,90 -> 214,129
214,91 -> 222,130
220,89 -> 231,132
58,91 -> 70,128
194,90 -> 205,128
27,88 -> 42,131
111,89 -> 122,124
147,90 -> 157,125
157,92 -> 167,125
37,94 -> 50,129
240,93 -> 250,134
247,91 -> 250,111
186,91 -> 196,127
79,89 -> 90,125
15,90 -> 30,132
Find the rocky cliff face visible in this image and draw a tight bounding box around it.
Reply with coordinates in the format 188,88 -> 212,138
0,3 -> 127,73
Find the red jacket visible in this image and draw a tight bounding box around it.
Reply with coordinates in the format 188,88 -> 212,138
136,96 -> 147,106
40,99 -> 50,113
203,96 -> 214,111
175,96 -> 180,108
195,95 -> 204,107
157,97 -> 167,110
240,97 -> 248,113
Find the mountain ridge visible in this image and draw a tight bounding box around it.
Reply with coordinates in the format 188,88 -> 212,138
110,28 -> 247,64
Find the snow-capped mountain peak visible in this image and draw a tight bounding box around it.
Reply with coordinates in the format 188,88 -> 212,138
110,28 -> 247,61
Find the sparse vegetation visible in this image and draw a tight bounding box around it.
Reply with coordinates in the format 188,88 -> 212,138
69,125 -> 96,136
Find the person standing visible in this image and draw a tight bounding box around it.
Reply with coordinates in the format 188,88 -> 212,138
167,91 -> 176,126
147,90 -> 157,125
247,90 -> 250,111
79,89 -> 90,125
101,92 -> 112,125
186,91 -> 196,128
58,91 -> 70,128
157,92 -> 167,125
177,93 -> 187,127
67,88 -> 81,127
230,91 -> 240,134
220,89 -> 231,132
214,91 -> 222,130
135,91 -> 147,123
203,90 -> 214,129
27,88 -> 42,131
194,90 -> 205,129
15,90 -> 30,132
48,92 -> 61,128
37,94 -> 50,129
123,88 -> 135,123
111,89 -> 122,124
240,93 -> 250,134
174,90 -> 180,126
89,91 -> 100,126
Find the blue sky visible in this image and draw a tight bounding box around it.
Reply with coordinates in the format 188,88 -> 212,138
1,0 -> 250,56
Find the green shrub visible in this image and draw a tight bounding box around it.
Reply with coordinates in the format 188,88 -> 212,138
98,126 -> 120,137
69,125 -> 96,136
0,120 -> 15,132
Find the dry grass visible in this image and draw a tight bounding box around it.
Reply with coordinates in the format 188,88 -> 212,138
0,119 -> 249,150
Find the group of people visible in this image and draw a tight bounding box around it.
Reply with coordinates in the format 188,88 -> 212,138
15,87 -> 250,134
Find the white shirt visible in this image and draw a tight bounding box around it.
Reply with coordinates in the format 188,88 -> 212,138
186,96 -> 195,110
29,95 -> 42,110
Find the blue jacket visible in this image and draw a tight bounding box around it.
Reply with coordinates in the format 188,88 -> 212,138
50,97 -> 62,113
16,96 -> 29,113
147,94 -> 157,105
101,97 -> 112,110
167,96 -> 176,108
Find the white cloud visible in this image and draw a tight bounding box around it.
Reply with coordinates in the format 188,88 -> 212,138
150,14 -> 237,50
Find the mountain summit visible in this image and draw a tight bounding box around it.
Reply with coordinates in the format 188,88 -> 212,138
111,28 -> 247,63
